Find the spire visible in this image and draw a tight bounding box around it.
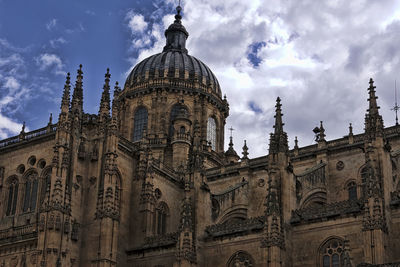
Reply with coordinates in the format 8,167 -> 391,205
269,97 -> 288,154
367,78 -> 379,116
113,81 -> 121,99
274,97 -> 284,135
364,78 -> 384,141
349,123 -> 353,136
99,68 -> 111,121
61,72 -> 71,113
71,65 -> 84,114
225,128 -> 239,163
163,4 -> 189,53
111,81 -> 121,128
48,113 -> 53,125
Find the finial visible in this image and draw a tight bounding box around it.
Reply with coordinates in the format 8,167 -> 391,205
349,123 -> 353,135
294,136 -> 298,149
369,77 -> 374,87
228,126 -> 234,138
175,2 -> 182,22
273,96 -> 284,134
114,81 -> 121,96
49,113 -> 53,124
229,135 -> 234,148
319,121 -> 326,141
392,80 -> 399,126
76,65 -> 83,80
99,68 -> 111,118
276,96 -> 281,106
61,72 -> 71,109
242,140 -> 249,159
21,121 -> 25,133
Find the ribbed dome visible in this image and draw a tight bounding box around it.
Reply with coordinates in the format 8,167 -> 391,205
125,52 -> 221,97
124,5 -> 222,98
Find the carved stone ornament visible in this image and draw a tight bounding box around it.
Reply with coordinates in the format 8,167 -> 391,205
30,253 -> 37,265
228,251 -> 254,267
336,161 -> 345,171
154,188 -> 162,199
10,256 -> 18,267
258,178 -> 265,187
89,176 -> 97,185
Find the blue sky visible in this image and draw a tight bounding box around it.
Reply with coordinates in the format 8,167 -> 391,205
0,0 -> 173,134
1,0 -> 400,157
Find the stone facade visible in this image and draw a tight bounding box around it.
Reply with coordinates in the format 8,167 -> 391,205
0,5 -> 400,267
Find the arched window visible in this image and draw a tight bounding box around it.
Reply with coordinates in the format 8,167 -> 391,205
347,181 -> 357,200
227,251 -> 254,267
207,117 -> 216,150
23,172 -> 38,213
132,107 -> 148,141
6,177 -> 19,216
156,202 -> 169,235
319,238 -> 344,267
169,104 -> 188,137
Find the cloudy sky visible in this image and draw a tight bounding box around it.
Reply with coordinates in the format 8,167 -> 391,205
1,0 -> 400,157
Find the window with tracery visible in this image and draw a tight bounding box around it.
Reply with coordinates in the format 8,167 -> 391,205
319,238 -> 344,267
347,181 -> 357,200
227,251 -> 254,267
23,172 -> 38,213
155,202 -> 169,235
6,177 -> 19,216
207,117 -> 216,150
132,107 -> 148,141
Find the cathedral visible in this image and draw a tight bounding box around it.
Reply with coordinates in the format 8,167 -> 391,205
1,5 -> 400,267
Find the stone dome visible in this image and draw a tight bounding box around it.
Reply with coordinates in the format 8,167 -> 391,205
124,6 -> 222,98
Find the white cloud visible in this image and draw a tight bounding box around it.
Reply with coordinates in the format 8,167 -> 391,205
126,12 -> 148,34
4,77 -> 20,91
46,18 -> 57,31
0,39 -> 36,139
49,37 -> 67,48
0,114 -> 24,139
35,53 -> 65,75
127,0 -> 400,157
85,10 -> 96,16
66,23 -> 85,34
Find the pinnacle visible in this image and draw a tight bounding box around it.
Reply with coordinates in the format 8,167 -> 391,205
269,97 -> 288,154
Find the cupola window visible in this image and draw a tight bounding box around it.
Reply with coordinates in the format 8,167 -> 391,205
133,107 -> 148,141
207,117 -> 217,150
